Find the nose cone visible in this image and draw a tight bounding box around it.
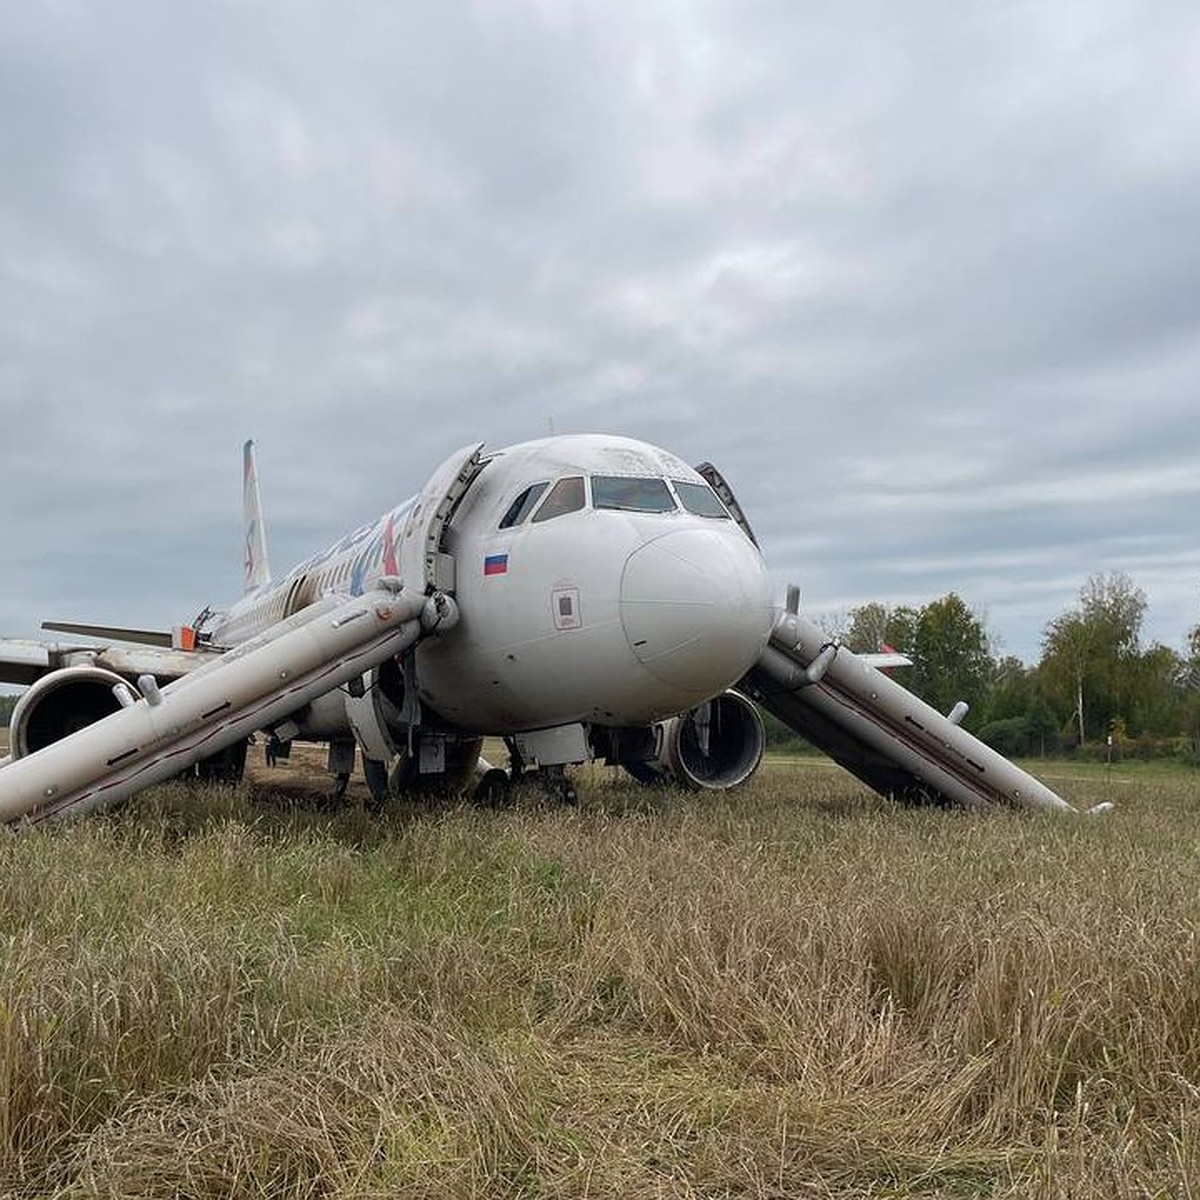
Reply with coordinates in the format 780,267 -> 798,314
620,527 -> 774,694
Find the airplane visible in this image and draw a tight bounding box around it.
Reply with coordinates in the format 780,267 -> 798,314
0,434 -> 1095,824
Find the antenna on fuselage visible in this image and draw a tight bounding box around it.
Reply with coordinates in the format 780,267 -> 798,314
243,439 -> 272,594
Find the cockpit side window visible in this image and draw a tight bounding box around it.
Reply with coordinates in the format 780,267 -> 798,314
531,476 -> 586,523
499,481 -> 550,528
673,480 -> 731,519
592,475 -> 676,513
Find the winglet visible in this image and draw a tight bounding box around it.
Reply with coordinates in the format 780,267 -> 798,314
243,439 -> 271,593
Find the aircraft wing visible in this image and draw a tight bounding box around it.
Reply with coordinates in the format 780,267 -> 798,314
857,650 -> 913,670
0,637 -> 220,688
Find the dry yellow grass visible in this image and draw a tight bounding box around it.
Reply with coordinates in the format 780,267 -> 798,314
0,751 -> 1196,1196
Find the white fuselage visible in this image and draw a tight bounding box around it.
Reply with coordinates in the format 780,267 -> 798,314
213,435 -> 775,736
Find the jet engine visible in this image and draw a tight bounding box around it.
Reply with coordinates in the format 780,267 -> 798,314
624,690 -> 765,790
8,666 -> 132,759
9,665 -> 249,783
342,656 -> 481,795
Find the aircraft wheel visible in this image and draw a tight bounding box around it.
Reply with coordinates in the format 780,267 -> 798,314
319,773 -> 351,811
898,783 -> 949,808
623,761 -> 668,787
388,738 -> 484,799
541,765 -> 578,806
195,738 -> 248,784
473,768 -> 513,808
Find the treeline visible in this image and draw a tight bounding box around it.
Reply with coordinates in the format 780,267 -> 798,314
829,572 -> 1199,762
0,694 -> 14,728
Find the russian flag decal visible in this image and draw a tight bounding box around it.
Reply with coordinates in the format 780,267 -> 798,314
484,553 -> 509,577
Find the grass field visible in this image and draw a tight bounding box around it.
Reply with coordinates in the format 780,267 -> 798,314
0,749 -> 1198,1197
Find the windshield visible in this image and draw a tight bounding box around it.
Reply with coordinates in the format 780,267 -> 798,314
591,476 -> 676,513
531,476 -> 586,523
499,481 -> 549,528
673,481 -> 730,518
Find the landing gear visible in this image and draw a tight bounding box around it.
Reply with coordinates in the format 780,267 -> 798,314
363,757 -> 390,814
319,772 -> 351,811
540,764 -> 578,805
470,741 -> 578,807
388,737 -> 485,800
470,764 -> 576,806
326,739 -> 355,809
473,767 -> 513,807
623,761 -> 668,787
194,738 -> 248,784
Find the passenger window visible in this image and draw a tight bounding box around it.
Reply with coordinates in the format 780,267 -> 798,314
531,476 -> 586,523
592,475 -> 676,513
673,481 -> 731,518
499,481 -> 550,528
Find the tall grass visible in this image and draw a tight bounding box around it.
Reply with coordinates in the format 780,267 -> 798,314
0,765 -> 1197,1196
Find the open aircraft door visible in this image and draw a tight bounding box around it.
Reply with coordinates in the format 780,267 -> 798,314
397,442 -> 487,596
342,443 -> 486,768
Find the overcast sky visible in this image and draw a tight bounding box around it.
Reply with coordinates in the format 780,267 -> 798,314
1,0 -> 1197,666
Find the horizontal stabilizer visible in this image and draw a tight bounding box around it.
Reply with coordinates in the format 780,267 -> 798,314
42,621 -> 172,648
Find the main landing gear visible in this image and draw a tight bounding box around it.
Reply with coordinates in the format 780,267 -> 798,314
473,767 -> 513,807
320,736 -> 581,812
469,739 -> 578,807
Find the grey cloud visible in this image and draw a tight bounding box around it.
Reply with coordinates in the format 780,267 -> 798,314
1,0 -> 1197,667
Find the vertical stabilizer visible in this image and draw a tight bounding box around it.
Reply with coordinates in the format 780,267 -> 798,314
242,439 -> 271,593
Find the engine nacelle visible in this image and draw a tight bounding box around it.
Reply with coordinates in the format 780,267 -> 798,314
9,666 -> 134,759
342,656 -> 410,761
624,690 -> 765,790
342,656 -> 481,794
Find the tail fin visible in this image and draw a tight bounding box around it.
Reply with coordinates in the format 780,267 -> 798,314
242,439 -> 271,593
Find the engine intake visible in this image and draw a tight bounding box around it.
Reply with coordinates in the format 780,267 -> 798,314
9,666 -> 134,759
625,690 -> 765,790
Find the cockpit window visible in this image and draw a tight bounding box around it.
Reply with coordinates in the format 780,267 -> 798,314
499,481 -> 549,528
531,476 -> 586,523
673,480 -> 731,519
592,475 -> 677,513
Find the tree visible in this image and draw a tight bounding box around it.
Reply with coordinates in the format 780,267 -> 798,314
1130,643 -> 1187,738
989,656 -> 1037,722
1040,610 -> 1093,744
1183,620 -> 1200,760
841,596 -> 993,729
982,657 -> 1060,756
842,602 -> 918,657
908,593 -> 994,730
1040,572 -> 1148,743
841,602 -> 890,654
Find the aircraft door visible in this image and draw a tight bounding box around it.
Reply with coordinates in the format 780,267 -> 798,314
695,461 -> 759,547
283,573 -> 315,617
398,442 -> 486,594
